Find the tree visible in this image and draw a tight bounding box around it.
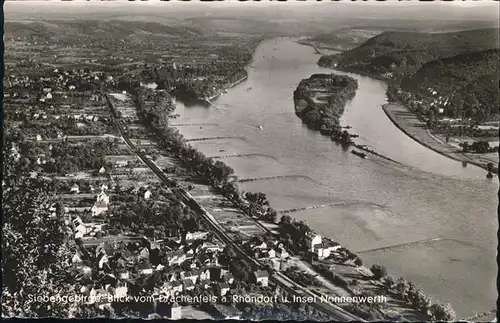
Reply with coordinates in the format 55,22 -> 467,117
370,264 -> 387,280
429,303 -> 456,321
2,132 -> 76,317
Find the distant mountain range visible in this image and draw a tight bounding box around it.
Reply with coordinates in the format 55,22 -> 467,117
4,20 -> 202,40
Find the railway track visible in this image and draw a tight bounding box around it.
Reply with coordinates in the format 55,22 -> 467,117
104,93 -> 364,321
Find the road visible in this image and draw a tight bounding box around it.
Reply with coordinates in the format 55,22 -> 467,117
104,92 -> 364,321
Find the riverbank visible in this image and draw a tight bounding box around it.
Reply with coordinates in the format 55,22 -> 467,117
169,37 -> 496,318
382,102 -> 498,175
134,86 -> 456,321
206,75 -> 248,102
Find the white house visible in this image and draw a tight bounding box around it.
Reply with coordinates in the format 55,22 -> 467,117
167,302 -> 182,320
96,191 -> 110,205
70,184 -> 80,194
316,241 -> 341,260
274,247 -> 289,259
98,254 -> 109,269
72,252 -> 83,264
254,270 -> 269,287
171,281 -> 183,294
144,190 -> 152,200
218,282 -> 230,296
184,231 -> 209,242
36,134 -> 43,141
46,93 -> 53,99
305,232 -> 322,251
99,166 -> 106,174
91,201 -> 108,217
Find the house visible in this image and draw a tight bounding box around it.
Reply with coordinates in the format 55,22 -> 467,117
253,241 -> 268,250
274,247 -> 289,259
316,240 -> 341,260
166,251 -> 186,266
197,242 -> 224,253
218,282 -> 230,296
182,279 -> 195,291
91,203 -> 108,217
199,268 -> 211,281
166,272 -> 178,283
184,271 -> 199,284
96,191 -> 110,205
254,270 -> 269,287
144,189 -> 152,200
305,232 -> 322,251
70,184 -> 80,194
99,166 -> 106,174
36,134 -> 43,141
184,231 -> 209,242
72,252 -> 83,264
138,247 -> 150,262
75,224 -> 87,237
98,254 -> 109,269
138,262 -> 153,275
172,281 -> 183,294
167,302 -> 182,320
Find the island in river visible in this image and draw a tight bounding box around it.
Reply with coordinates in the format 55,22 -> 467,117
293,73 -> 358,143
317,28 -> 499,175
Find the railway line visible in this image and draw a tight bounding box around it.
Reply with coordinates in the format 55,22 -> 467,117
104,92 -> 364,321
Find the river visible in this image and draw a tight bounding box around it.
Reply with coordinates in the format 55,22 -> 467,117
171,38 -> 497,317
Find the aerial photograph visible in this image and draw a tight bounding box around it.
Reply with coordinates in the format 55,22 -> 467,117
2,0 -> 499,321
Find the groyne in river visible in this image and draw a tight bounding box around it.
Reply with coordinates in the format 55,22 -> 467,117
172,38 -> 497,317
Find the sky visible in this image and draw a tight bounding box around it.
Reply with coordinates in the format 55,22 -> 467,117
4,0 -> 499,24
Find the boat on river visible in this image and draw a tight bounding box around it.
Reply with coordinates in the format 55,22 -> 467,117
351,150 -> 367,159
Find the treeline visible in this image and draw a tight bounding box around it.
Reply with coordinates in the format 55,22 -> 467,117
17,118 -> 114,138
42,141 -> 116,174
2,131 -> 79,317
109,191 -> 199,239
370,264 -> 456,321
318,29 -> 499,118
146,59 -> 249,100
400,49 -> 499,117
322,28 -> 499,78
131,87 -> 236,188
293,74 -> 358,139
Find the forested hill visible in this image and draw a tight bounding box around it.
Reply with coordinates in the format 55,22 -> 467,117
319,28 -> 499,78
400,49 -> 499,110
318,28 -> 499,114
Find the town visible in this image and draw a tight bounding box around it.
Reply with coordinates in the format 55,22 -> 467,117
4,11 -> 488,322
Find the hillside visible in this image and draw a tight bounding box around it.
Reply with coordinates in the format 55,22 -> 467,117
319,28 -> 499,77
300,28 -> 382,51
4,20 -> 201,41
401,49 -> 499,111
